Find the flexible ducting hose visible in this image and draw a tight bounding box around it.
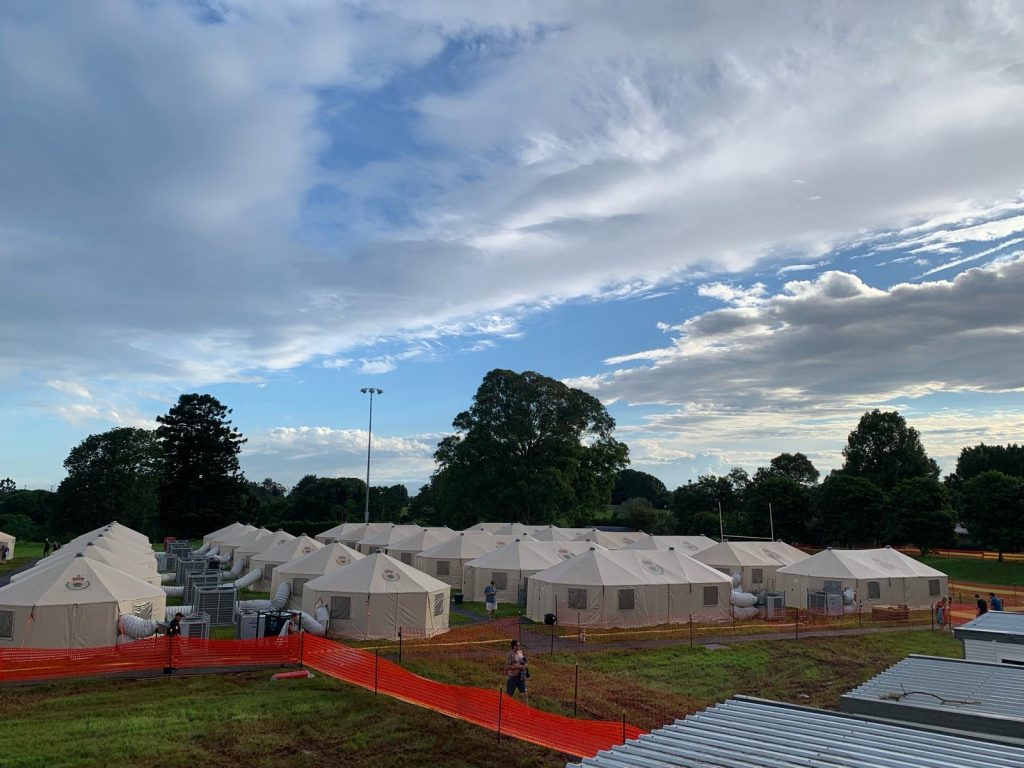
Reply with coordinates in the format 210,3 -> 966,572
271,582 -> 290,611
160,572 -> 176,583
224,567 -> 261,590
225,558 -> 245,578
165,605 -> 193,621
237,599 -> 273,611
116,634 -> 137,645
119,614 -> 159,639
163,585 -> 185,597
298,604 -> 329,636
193,542 -> 211,556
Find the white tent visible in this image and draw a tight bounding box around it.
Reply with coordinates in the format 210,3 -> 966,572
776,547 -> 948,609
0,531 -> 16,561
492,523 -> 538,537
463,540 -> 605,604
250,535 -> 323,591
355,524 -> 425,554
386,528 -> 458,565
315,522 -> 365,545
573,529 -> 646,549
102,522 -> 151,546
204,521 -> 255,546
334,523 -> 395,549
302,552 -> 450,640
415,533 -> 535,589
0,554 -> 167,648
270,543 -> 365,611
23,542 -> 162,586
623,535 -> 718,555
529,526 -> 576,542
55,531 -> 159,578
217,527 -> 272,559
694,541 -> 809,591
526,548 -> 732,627
461,522 -> 507,533
233,530 -> 295,571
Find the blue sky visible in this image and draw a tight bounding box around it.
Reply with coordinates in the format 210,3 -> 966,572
2,1 -> 1024,493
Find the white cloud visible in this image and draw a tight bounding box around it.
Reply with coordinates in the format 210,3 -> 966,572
46,379 -> 92,399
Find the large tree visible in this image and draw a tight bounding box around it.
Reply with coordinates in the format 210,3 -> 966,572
951,443 -> 1024,483
960,471 -> 1023,559
742,475 -> 811,543
284,475 -> 366,530
887,477 -> 956,554
841,410 -> 940,492
612,469 -> 669,508
813,473 -> 886,547
156,394 -> 246,538
56,428 -> 162,538
670,470 -> 748,536
430,369 -> 629,527
752,452 -> 820,487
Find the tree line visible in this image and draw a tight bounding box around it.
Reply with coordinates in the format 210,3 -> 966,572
1,369 -> 1021,554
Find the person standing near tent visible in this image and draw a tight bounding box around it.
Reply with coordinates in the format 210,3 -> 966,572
935,598 -> 945,629
975,594 -> 988,617
167,612 -> 183,638
43,538 -> 50,557
484,581 -> 498,620
0,541 -> 8,562
989,592 -> 1003,611
505,639 -> 528,704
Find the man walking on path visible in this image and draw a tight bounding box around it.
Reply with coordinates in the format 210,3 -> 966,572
975,594 -> 988,617
505,639 -> 528,705
485,581 -> 498,620
43,538 -> 50,557
989,592 -> 1003,611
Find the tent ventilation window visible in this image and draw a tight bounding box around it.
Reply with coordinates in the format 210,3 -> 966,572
928,579 -> 940,597
702,586 -> 719,607
867,581 -> 881,600
433,593 -> 444,617
330,596 -> 351,621
292,578 -> 307,597
436,561 -> 450,577
400,553 -> 413,565
751,568 -> 764,584
492,572 -> 508,591
0,610 -> 15,640
132,601 -> 153,620
263,564 -> 275,581
568,588 -> 587,610
618,589 -> 636,611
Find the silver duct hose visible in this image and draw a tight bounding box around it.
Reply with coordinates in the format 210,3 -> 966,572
271,582 -> 290,611
192,542 -> 211,556
224,566 -> 262,590
119,614 -> 159,639
160,572 -> 177,583
163,585 -> 185,597
225,558 -> 246,578
298,604 -> 329,636
165,605 -> 193,621
237,599 -> 273,610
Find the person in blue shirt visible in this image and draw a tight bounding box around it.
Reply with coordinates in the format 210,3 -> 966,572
484,581 -> 498,620
989,592 -> 1003,611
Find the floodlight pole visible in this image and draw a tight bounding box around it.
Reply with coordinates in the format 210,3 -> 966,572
769,502 -> 775,541
718,500 -> 724,542
360,387 -> 383,524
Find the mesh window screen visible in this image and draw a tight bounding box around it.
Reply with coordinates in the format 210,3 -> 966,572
330,596 -> 351,621
263,564 -> 275,580
292,578 -> 307,597
703,585 -> 719,607
433,593 -> 444,616
400,553 -> 412,565
751,568 -> 764,584
0,610 -> 14,640
868,581 -> 881,599
436,561 -> 450,577
492,572 -> 508,591
568,588 -> 587,609
928,579 -> 940,596
618,589 -> 635,611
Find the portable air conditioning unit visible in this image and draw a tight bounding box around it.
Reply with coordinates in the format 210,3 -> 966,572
761,592 -> 785,620
184,570 -> 221,604
193,585 -> 237,627
167,540 -> 193,558
236,609 -> 261,640
807,590 -> 844,616
180,612 -> 210,640
259,611 -> 294,638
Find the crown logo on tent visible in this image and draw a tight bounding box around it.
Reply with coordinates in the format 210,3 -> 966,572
640,558 -> 664,575
557,548 -> 572,560
335,556 -> 350,565
65,575 -> 91,591
302,547 -> 313,554
381,568 -> 400,582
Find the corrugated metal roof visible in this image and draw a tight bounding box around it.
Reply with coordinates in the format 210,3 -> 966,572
841,655 -> 1024,740
954,611 -> 1024,643
570,696 -> 1024,768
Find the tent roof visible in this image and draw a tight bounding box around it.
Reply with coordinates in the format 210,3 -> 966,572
776,547 -> 946,579
623,535 -> 718,554
357,524 -> 426,549
274,543 -> 364,578
252,535 -> 322,565
316,521 -> 367,539
219,527 -> 273,549
235,530 -> 295,558
204,521 -> 254,542
528,526 -> 575,542
306,552 -> 449,594
461,522 -> 507,533
467,540 -> 605,571
573,529 -> 646,549
418,533 -> 535,560
0,531 -> 14,544
102,521 -> 150,544
492,523 -> 537,537
530,548 -> 733,587
334,523 -> 395,541
29,542 -> 153,579
387,528 -> 458,553
696,541 -> 809,568
0,554 -> 166,606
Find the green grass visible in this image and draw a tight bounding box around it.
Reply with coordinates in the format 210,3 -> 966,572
0,540 -> 44,577
918,555 -> 1024,587
457,600 -> 524,620
0,672 -> 564,768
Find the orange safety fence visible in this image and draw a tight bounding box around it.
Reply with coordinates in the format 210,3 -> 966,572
895,546 -> 1024,563
947,580 -> 1024,607
0,633 -> 643,759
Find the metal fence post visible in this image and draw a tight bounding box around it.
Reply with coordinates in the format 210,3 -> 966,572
550,620 -> 555,655
689,613 -> 693,648
574,663 -> 579,716
374,649 -> 379,695
299,628 -> 305,670
621,710 -> 626,744
497,686 -> 504,744
795,607 -> 799,641
398,627 -> 403,664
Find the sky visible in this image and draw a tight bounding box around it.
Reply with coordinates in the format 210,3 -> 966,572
2,1 -> 1024,494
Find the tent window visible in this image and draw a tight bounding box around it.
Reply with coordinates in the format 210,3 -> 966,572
436,561 -> 450,577
0,610 -> 13,640
263,564 -> 275,581
751,569 -> 764,584
433,593 -> 445,617
492,572 -> 508,591
330,596 -> 351,621
400,553 -> 413,565
568,588 -> 588,610
928,579 -> 940,597
703,586 -> 719,607
867,581 -> 881,599
292,578 -> 308,597
618,589 -> 636,611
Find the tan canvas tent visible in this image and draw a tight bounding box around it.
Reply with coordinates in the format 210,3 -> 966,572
463,540 -> 605,604
0,531 -> 15,562
334,523 -> 395,549
776,547 -> 947,609
526,548 -> 732,628
529,526 -> 576,542
0,554 -> 167,648
233,530 -> 294,571
251,535 -> 323,591
204,521 -> 255,547
573,529 -> 646,549
694,541 -> 809,591
270,543 -> 364,611
415,533 -> 535,589
315,522 -> 365,545
24,542 -> 162,586
622,535 -> 718,555
461,522 -> 507,533
355,524 -> 425,554
386,528 -> 458,565
302,553 -> 450,640
217,527 -> 272,560
492,523 -> 538,537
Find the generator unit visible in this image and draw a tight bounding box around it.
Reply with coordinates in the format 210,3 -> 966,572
179,612 -> 210,640
175,556 -> 208,584
760,592 -> 786,620
235,609 -> 294,639
183,570 -> 221,604
807,590 -> 844,616
192,585 -> 237,627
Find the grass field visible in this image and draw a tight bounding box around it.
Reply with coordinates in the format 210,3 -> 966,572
919,555 -> 1024,587
0,540 -> 43,578
457,600 -> 524,620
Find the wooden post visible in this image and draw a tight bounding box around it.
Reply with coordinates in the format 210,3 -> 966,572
688,613 -> 693,648
795,607 -> 799,640
497,686 -> 504,745
398,627 -> 403,664
621,710 -> 627,744
573,663 -> 579,716
374,649 -> 379,694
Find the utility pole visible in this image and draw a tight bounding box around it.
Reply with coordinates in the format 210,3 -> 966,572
360,387 -> 383,524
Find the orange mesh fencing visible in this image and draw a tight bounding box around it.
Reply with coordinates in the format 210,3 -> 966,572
0,638 -> 167,682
